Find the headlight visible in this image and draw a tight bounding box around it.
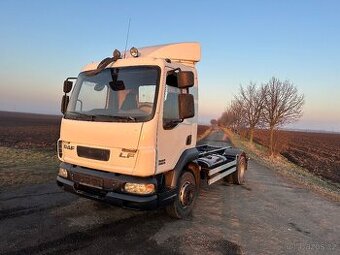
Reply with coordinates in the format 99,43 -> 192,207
124,183 -> 155,195
130,47 -> 139,57
58,168 -> 68,178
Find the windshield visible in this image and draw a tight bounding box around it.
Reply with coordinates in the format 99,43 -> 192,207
65,66 -> 160,122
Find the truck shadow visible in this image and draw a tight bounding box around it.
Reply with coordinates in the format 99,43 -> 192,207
1,183 -> 243,255
57,195 -> 242,254
7,205 -> 242,254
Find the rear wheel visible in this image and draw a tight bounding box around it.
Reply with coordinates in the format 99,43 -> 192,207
166,170 -> 198,219
232,156 -> 246,184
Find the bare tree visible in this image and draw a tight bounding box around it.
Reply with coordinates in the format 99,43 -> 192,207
218,100 -> 244,133
218,106 -> 235,128
235,83 -> 265,144
229,99 -> 246,134
262,77 -> 304,156
218,99 -> 246,134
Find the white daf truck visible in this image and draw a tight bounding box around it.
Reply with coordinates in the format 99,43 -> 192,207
56,42 -> 247,218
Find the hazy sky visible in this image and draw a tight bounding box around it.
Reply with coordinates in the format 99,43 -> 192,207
0,0 -> 339,131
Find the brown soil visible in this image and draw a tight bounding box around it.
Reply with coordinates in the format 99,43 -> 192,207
197,125 -> 210,136
0,111 -> 61,150
253,129 -> 340,183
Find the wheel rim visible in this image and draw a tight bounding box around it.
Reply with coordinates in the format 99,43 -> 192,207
179,181 -> 195,207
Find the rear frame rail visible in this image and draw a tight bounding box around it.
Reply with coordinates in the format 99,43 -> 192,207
207,159 -> 237,176
207,167 -> 237,185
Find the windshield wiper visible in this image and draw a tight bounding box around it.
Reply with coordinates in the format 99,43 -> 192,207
65,111 -> 95,121
113,115 -> 136,121
65,112 -> 137,122
92,115 -> 137,122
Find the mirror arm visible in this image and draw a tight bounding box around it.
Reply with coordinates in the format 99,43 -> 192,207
66,77 -> 78,82
167,67 -> 181,74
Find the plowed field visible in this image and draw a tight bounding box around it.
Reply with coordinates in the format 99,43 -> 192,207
254,129 -> 340,183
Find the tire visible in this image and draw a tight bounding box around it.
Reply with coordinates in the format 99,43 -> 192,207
232,156 -> 247,185
166,170 -> 198,219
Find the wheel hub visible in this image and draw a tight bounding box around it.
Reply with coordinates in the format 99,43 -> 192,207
179,181 -> 195,207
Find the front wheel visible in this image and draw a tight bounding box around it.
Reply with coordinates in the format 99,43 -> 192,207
166,170 -> 198,219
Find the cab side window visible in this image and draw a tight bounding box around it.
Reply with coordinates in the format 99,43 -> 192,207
163,72 -> 181,129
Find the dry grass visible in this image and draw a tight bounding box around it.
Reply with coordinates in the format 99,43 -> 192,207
222,128 -> 340,202
0,112 -> 60,188
0,147 -> 59,188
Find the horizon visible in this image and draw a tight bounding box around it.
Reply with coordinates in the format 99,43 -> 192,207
2,110 -> 340,135
0,0 -> 339,132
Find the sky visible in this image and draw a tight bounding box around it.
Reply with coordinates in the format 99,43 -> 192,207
0,0 -> 339,131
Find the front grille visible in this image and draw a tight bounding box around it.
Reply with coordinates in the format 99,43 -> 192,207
77,146 -> 110,161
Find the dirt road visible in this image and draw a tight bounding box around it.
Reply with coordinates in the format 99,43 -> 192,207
0,131 -> 339,254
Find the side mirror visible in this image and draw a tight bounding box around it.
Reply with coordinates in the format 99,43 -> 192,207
61,95 -> 69,114
178,94 -> 195,119
63,80 -> 73,93
166,73 -> 178,87
177,71 -> 194,88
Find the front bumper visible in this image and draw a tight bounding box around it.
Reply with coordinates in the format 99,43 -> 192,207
56,163 -> 177,210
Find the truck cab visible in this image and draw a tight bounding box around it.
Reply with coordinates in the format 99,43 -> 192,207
57,43 -> 247,218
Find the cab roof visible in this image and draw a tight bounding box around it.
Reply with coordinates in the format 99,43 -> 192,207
82,42 -> 201,72
126,42 -> 201,63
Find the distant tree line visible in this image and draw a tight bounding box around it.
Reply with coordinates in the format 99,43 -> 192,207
218,77 -> 305,156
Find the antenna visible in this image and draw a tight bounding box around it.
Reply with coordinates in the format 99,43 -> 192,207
123,18 -> 131,58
